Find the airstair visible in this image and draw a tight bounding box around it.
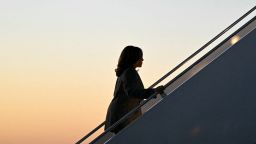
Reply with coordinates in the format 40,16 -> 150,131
77,6 -> 256,144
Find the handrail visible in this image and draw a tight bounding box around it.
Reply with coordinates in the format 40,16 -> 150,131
76,122 -> 105,144
165,15 -> 256,89
76,5 -> 256,144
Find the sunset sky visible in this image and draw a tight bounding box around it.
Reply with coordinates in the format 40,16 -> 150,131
0,0 -> 255,143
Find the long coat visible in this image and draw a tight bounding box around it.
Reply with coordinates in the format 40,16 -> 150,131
105,68 -> 155,133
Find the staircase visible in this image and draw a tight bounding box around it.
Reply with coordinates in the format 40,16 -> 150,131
76,6 -> 256,144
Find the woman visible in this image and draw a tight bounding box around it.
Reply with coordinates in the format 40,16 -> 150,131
105,45 -> 165,134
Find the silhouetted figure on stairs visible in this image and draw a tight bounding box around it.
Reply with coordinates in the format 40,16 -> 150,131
105,45 -> 164,134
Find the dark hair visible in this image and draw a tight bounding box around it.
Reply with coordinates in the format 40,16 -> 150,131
115,46 -> 143,77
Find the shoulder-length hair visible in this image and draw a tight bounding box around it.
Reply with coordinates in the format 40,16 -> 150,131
115,46 -> 143,77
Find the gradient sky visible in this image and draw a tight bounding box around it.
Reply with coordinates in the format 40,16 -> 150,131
0,0 -> 255,143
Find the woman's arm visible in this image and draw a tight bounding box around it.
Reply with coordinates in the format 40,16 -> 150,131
122,69 -> 155,99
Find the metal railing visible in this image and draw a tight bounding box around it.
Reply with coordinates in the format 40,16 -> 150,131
76,5 -> 256,144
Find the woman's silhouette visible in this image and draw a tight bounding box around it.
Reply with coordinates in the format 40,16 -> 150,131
105,45 -> 164,133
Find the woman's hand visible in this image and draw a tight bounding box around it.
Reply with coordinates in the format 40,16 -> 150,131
155,85 -> 165,94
